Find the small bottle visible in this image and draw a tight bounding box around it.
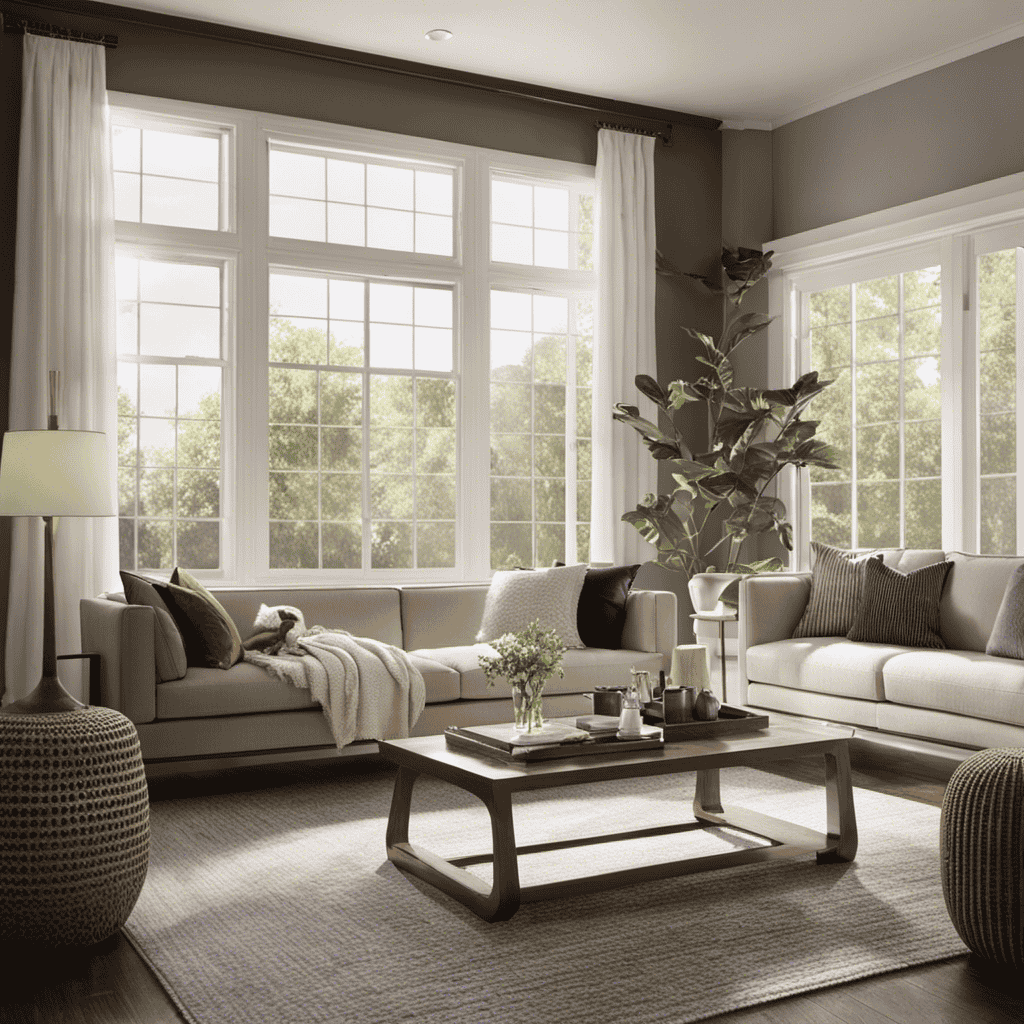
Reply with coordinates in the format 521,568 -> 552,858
617,681 -> 643,739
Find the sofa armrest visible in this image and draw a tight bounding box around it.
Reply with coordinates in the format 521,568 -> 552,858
621,589 -> 678,671
736,573 -> 811,705
79,597 -> 157,724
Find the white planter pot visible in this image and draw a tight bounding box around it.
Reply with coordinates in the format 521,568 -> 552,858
688,572 -> 741,617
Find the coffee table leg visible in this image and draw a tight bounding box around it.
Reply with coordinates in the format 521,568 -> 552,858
694,768 -> 724,816
819,742 -> 858,863
385,769 -> 522,922
485,786 -> 521,919
385,765 -> 418,848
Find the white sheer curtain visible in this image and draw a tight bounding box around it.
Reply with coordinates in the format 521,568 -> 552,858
590,129 -> 658,566
5,34 -> 119,705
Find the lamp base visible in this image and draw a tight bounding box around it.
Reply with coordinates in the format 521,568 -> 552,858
0,673 -> 85,715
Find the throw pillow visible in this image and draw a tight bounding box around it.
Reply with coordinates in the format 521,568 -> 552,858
119,570 -> 188,682
846,557 -> 952,648
793,543 -> 882,638
555,561 -> 642,648
476,562 -> 588,648
986,565 -> 1024,660
154,568 -> 243,670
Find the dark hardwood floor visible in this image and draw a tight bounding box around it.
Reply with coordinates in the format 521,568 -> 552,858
2,754 -> 1021,1024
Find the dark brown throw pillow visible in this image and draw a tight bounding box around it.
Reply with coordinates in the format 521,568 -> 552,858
986,564 -> 1024,660
153,568 -> 243,670
119,570 -> 188,682
554,562 -> 642,648
846,557 -> 952,649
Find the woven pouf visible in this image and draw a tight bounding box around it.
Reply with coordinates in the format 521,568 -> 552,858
0,706 -> 150,946
940,747 -> 1024,967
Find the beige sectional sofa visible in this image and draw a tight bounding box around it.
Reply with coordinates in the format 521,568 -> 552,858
81,583 -> 677,766
737,550 -> 1024,754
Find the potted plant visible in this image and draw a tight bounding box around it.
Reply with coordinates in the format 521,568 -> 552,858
613,246 -> 838,611
478,620 -> 565,734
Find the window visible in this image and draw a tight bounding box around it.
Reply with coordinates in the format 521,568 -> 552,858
770,175 -> 1024,562
111,95 -> 595,582
807,266 -> 942,550
976,245 -> 1022,554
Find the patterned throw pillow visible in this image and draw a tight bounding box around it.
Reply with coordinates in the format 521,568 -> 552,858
476,563 -> 588,648
119,570 -> 188,682
793,543 -> 882,638
846,557 -> 952,648
986,565 -> 1024,660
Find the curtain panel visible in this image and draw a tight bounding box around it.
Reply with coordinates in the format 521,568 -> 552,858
5,34 -> 119,704
590,129 -> 658,566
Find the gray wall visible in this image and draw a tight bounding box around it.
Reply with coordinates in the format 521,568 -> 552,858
773,35 -> 1024,238
0,1 -> 722,692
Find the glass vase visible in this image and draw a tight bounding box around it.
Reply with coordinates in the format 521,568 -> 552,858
512,684 -> 545,734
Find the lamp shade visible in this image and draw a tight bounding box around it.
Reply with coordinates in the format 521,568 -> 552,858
0,429 -> 115,517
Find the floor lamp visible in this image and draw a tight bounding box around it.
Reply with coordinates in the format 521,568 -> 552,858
0,371 -> 150,947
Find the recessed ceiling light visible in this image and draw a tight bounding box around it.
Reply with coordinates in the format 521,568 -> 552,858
424,29 -> 453,42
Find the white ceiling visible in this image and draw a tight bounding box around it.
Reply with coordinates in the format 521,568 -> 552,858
106,0 -> 1024,128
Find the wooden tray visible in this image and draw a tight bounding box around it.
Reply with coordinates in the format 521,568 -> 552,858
444,725 -> 663,763
643,703 -> 770,742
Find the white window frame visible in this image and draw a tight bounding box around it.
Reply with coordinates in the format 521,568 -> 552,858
110,91 -> 596,585
767,170 -> 1024,568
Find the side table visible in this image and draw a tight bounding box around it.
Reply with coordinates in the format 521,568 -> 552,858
690,611 -> 737,703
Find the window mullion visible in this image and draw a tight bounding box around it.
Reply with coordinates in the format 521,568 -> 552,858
1015,247 -> 1024,553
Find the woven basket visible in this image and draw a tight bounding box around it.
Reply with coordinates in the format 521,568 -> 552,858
0,706 -> 150,946
940,747 -> 1024,967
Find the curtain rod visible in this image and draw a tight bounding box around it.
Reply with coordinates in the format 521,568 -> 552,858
595,120 -> 673,147
0,12 -> 117,47
2,1 -> 719,130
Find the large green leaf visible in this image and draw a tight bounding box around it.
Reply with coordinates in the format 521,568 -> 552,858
720,311 -> 774,356
634,374 -> 671,409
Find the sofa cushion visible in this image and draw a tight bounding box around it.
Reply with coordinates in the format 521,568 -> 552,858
156,576 -> 242,670
746,637 -> 916,701
575,563 -> 641,649
119,571 -> 188,682
157,662 -> 319,719
400,585 -> 489,651
940,553 -> 1024,652
157,653 -> 459,719
475,564 -> 587,648
412,644 -> 661,700
987,564 -> 1024,660
882,649 -> 1024,728
846,558 -> 951,648
793,544 -> 880,638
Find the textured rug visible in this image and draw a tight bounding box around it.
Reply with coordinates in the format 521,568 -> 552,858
126,762 -> 966,1024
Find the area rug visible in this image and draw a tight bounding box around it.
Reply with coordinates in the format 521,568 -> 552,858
125,763 -> 966,1024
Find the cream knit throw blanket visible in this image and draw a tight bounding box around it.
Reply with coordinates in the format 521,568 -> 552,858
245,627 -> 425,748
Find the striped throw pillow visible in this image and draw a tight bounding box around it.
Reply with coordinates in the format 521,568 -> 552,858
793,543 -> 881,638
846,557 -> 952,648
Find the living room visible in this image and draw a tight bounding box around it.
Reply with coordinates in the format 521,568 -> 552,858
1,1 -> 1023,1022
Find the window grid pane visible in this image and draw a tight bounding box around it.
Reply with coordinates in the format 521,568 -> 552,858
113,126 -> 223,230
489,290 -> 593,570
978,249 -> 1018,554
269,146 -> 455,257
808,267 -> 942,550
268,271 -> 456,570
490,175 -> 592,271
117,256 -> 224,572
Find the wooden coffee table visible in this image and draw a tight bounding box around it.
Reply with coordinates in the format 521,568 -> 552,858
379,722 -> 857,921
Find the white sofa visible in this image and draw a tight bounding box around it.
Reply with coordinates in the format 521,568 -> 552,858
81,583 -> 677,766
737,550 -> 1024,755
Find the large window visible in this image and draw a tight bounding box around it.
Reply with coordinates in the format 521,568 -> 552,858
112,96 -> 595,582
807,266 -> 942,550
772,177 -> 1024,562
